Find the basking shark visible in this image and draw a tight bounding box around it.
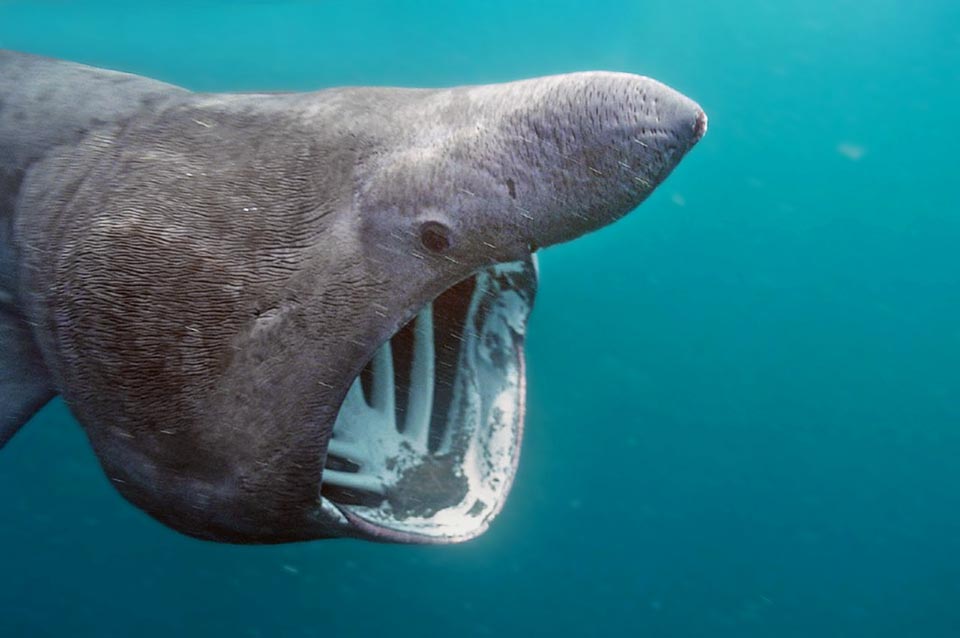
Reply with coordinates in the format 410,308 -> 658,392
0,50 -> 705,543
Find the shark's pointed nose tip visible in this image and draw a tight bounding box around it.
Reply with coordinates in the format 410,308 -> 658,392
693,108 -> 708,142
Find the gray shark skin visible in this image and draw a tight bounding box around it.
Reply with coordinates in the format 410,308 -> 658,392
0,50 -> 705,544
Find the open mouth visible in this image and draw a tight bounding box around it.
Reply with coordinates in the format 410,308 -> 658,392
318,257 -> 538,543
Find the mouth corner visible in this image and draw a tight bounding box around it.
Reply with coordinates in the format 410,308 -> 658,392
317,258 -> 537,543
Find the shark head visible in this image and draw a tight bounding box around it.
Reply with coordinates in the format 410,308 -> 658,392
311,72 -> 706,542
13,64 -> 704,544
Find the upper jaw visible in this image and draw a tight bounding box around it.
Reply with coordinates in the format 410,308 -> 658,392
311,257 -> 538,543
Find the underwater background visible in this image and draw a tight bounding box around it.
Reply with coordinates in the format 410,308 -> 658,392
1,1 -> 958,636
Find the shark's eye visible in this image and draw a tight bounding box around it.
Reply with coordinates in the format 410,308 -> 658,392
420,221 -> 452,253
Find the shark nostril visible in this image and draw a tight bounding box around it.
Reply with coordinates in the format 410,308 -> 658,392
505,178 -> 517,199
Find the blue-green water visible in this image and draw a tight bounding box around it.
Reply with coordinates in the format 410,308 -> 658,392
2,1 -> 959,636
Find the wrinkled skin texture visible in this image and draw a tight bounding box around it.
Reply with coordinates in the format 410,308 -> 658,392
0,51 -> 704,543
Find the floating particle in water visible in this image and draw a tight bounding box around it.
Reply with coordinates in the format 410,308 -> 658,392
836,142 -> 867,161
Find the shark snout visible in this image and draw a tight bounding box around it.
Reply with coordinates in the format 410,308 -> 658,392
622,75 -> 705,159
358,72 -> 706,262
482,72 -> 706,249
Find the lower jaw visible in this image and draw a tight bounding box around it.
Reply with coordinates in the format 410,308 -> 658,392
316,258 -> 537,543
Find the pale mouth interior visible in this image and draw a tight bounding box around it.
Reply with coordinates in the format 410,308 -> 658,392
319,260 -> 535,543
